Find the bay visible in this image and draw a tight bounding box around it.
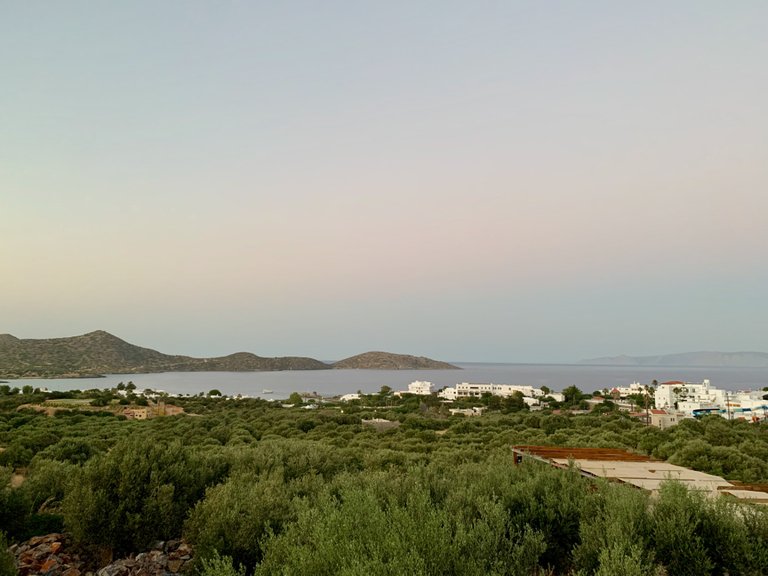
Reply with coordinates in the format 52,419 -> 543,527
6,363 -> 768,399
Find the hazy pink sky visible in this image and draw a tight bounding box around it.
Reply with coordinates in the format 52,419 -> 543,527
3,1 -> 767,362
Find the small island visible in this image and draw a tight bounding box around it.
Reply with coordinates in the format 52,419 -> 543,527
333,351 -> 460,370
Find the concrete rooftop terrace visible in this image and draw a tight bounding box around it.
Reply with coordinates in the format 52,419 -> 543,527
511,445 -> 768,504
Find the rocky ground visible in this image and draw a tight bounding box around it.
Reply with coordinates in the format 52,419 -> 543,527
9,533 -> 194,576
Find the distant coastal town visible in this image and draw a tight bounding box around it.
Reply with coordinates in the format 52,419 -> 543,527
366,378 -> 768,427
22,376 -> 759,428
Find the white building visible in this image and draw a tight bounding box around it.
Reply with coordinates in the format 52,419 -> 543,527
608,381 -> 647,398
408,380 -> 433,395
545,392 -> 566,402
444,382 -> 564,406
339,393 -> 361,402
436,382 -> 565,406
449,407 -> 485,416
650,409 -> 682,430
522,396 -> 542,408
655,380 -> 727,411
655,379 -> 768,421
455,382 -> 546,399
395,381 -> 434,397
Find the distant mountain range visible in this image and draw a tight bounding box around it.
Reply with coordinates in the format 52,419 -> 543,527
579,351 -> 768,368
0,331 -> 459,378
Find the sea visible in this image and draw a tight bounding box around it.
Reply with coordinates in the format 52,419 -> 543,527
5,363 -> 768,399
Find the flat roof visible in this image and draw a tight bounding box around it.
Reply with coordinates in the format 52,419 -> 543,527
549,458 -> 733,491
720,490 -> 768,503
512,445 -> 768,503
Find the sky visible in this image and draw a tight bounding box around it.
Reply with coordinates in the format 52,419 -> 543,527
2,1 -> 768,363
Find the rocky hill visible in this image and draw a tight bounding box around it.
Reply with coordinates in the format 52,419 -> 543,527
580,351 -> 768,367
333,351 -> 460,370
0,330 -> 330,378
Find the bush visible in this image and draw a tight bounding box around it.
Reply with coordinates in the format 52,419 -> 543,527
185,473 -> 296,569
593,543 -> 660,576
256,463 -> 552,576
0,531 -> 17,576
63,437 -> 226,554
573,482 -> 655,574
0,467 -> 30,541
651,482 -> 713,576
198,550 -> 245,576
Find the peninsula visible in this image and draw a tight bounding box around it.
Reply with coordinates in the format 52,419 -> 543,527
0,331 -> 458,378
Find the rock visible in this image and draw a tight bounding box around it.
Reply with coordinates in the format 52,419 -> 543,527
164,540 -> 180,552
37,543 -> 54,556
174,543 -> 192,557
10,533 -> 195,576
97,564 -> 130,576
40,557 -> 60,572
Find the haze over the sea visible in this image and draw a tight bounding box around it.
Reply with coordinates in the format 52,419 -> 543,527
3,2 -> 767,363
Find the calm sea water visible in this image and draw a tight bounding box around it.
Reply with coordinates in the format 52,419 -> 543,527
5,364 -> 768,399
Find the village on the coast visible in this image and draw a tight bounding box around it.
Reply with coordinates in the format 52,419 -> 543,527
35,376 -> 763,429
340,378 -> 768,428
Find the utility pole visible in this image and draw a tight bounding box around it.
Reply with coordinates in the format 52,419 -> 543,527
645,384 -> 650,426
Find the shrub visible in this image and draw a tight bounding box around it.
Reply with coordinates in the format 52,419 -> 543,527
197,550 -> 245,576
63,436 -> 225,554
0,531 -> 17,576
185,472 -> 296,569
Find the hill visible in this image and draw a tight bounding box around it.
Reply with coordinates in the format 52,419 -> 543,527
579,351 -> 768,367
0,331 -> 330,378
333,351 -> 460,370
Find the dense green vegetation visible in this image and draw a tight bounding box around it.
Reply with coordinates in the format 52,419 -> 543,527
1,385 -> 768,575
0,531 -> 14,576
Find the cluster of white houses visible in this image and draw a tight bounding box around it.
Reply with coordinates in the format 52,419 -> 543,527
653,379 -> 768,423
338,379 -> 767,427
602,379 -> 768,427
380,379 -> 768,427
388,380 -> 565,408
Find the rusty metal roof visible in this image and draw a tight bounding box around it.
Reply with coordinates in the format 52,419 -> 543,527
512,445 -> 653,462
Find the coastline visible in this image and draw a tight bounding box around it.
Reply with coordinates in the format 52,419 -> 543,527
2,363 -> 766,399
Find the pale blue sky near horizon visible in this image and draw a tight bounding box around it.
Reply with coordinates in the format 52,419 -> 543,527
2,1 -> 767,362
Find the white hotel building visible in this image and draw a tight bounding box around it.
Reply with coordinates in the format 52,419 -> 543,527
438,383 -> 564,405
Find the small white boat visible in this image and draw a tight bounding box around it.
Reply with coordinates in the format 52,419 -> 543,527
262,389 -> 274,394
